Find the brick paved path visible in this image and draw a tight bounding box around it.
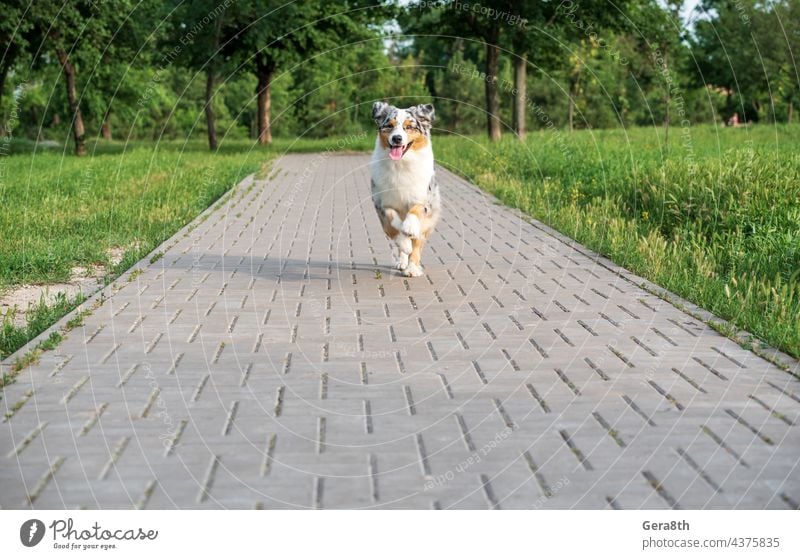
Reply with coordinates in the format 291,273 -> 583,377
2,153 -> 798,509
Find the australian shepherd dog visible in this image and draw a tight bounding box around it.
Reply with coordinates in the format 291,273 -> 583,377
369,101 -> 440,277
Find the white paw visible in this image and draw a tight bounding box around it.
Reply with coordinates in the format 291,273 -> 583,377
394,252 -> 409,271
400,214 -> 421,239
403,262 -> 423,277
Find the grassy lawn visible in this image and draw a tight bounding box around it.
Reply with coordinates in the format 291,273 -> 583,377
0,136 -> 375,290
0,136 -> 376,360
2,126 -> 798,365
435,124 -> 800,360
1,143 -> 255,288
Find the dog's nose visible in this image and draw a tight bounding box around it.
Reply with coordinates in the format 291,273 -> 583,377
391,135 -> 403,145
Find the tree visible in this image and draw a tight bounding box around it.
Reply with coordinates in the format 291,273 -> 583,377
431,42 -> 485,134
225,0 -> 381,144
549,0 -> 638,131
165,0 -> 233,150
81,0 -> 164,143
24,1 -> 134,155
773,0 -> 800,122
0,0 -> 34,135
692,0 -> 775,122
628,0 -> 685,141
502,0 -> 563,139
289,33 -> 429,137
459,2 -> 506,141
403,1 -> 508,140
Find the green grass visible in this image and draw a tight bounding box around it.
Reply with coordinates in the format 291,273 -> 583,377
0,134 -> 375,289
0,135 -> 375,361
435,124 -> 800,360
0,140 -> 269,287
1,292 -> 85,360
2,126 -> 797,366
1,331 -> 63,391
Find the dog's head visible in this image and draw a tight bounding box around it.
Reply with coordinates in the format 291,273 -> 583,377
372,101 -> 435,160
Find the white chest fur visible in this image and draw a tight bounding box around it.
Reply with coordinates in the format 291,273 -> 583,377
370,140 -> 434,210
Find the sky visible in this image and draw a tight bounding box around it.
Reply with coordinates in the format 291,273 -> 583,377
681,0 -> 704,28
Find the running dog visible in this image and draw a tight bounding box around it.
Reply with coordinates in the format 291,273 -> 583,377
369,101 -> 440,277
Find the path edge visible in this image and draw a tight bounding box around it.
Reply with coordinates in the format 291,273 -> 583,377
0,172 -> 259,373
437,164 -> 800,378
5,160 -> 797,380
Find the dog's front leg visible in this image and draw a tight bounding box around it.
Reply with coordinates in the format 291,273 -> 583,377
399,204 -> 425,239
383,207 -> 404,231
394,236 -> 411,270
383,208 -> 411,270
402,237 -> 425,277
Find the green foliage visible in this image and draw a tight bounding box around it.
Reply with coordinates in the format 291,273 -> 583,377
1,0 -> 798,366
693,0 -> 800,122
3,1 -> 800,143
435,125 -> 800,358
289,41 -> 431,137
0,136 -> 375,358
0,140 -> 265,287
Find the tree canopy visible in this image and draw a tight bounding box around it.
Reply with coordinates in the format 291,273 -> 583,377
1,0 -> 798,154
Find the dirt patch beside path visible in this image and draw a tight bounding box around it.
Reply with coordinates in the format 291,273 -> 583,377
0,247 -> 127,327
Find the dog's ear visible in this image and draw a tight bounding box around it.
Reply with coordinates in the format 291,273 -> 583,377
372,101 -> 389,125
414,103 -> 435,125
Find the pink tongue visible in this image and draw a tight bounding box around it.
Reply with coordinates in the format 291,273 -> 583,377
389,145 -> 404,160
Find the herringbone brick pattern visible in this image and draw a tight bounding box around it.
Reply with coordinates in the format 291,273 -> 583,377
2,153 -> 798,509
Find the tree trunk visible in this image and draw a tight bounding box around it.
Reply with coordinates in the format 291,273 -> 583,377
0,43 -> 17,100
451,104 -> 460,132
101,108 -> 112,140
35,114 -> 44,141
568,71 -> 581,132
663,48 -> 670,147
485,41 -> 501,141
0,51 -> 12,103
255,56 -> 275,145
56,48 -> 86,156
751,100 -> 761,122
512,53 -> 527,140
205,16 -> 222,151
205,70 -> 218,150
724,90 -> 732,124
0,44 -> 17,136
788,99 -> 793,124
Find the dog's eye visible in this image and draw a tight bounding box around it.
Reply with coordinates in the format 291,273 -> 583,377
404,124 -> 417,131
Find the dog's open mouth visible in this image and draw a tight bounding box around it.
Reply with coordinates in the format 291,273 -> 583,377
389,142 -> 412,160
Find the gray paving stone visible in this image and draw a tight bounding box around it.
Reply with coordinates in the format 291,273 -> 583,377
1,153 -> 799,509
